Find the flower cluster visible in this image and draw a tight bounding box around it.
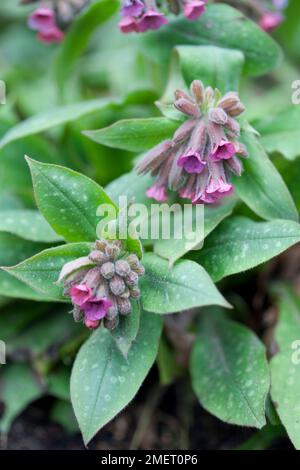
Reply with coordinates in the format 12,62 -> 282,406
58,239 -> 145,330
119,0 -> 207,34
136,80 -> 247,204
22,0 -> 90,43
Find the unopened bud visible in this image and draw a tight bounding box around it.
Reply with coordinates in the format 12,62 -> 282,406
174,99 -> 200,118
126,254 -> 140,268
103,317 -> 119,330
129,287 -> 141,299
95,239 -> 108,251
226,155 -> 243,176
100,262 -> 115,279
190,80 -> 205,104
174,89 -> 193,102
227,102 -> 245,117
117,298 -> 132,315
105,243 -> 120,260
205,86 -> 214,104
109,275 -> 126,296
115,259 -> 131,277
173,119 -> 196,144
89,250 -> 108,265
225,117 -> 240,136
120,288 -> 130,299
125,271 -> 139,287
72,306 -> 83,323
217,92 -> 239,111
208,107 -> 228,125
83,268 -> 101,290
235,142 -> 248,158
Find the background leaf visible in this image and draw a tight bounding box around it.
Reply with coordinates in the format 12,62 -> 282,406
71,311 -> 163,444
190,309 -> 269,428
110,299 -> 141,359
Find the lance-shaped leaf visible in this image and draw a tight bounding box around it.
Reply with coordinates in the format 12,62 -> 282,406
232,132 -> 298,222
255,106 -> 300,161
55,0 -> 119,93
84,118 -> 178,153
0,98 -> 117,149
0,209 -> 63,243
2,243 -> 91,300
71,311 -> 163,444
26,157 -> 116,243
190,309 -> 270,429
139,3 -> 282,77
140,253 -> 230,313
190,217 -> 300,282
270,286 -> 300,450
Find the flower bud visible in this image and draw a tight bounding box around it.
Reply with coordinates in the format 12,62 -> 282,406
120,288 -> 131,299
173,119 -> 196,144
217,92 -> 239,111
115,259 -> 131,277
224,116 -> 240,136
95,239 -> 108,251
103,317 -> 119,330
83,267 -> 101,290
117,298 -> 132,315
174,98 -> 200,118
109,275 -> 126,296
190,80 -> 205,104
227,102 -> 245,117
129,287 -> 141,299
89,250 -> 108,265
125,271 -> 139,287
174,89 -> 194,102
72,306 -> 83,323
105,243 -> 121,260
100,261 -> 115,279
126,254 -> 140,269
208,107 -> 228,125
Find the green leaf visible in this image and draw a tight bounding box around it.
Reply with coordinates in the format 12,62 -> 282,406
0,364 -> 43,433
190,309 -> 269,429
106,171 -> 154,207
140,253 -> 230,314
71,311 -> 163,444
190,217 -> 300,282
0,209 -> 63,243
154,198 -> 235,265
255,106 -> 300,161
111,300 -> 141,359
139,4 -> 282,77
2,243 -> 91,300
0,98 -> 116,149
26,157 -> 116,243
270,286 -> 300,449
83,117 -> 178,153
55,0 -> 119,93
47,367 -> 71,401
233,132 -> 298,221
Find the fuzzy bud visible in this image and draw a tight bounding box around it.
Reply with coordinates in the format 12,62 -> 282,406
174,89 -> 194,102
115,259 -> 131,277
125,271 -> 139,287
225,116 -> 240,136
72,306 -> 83,323
100,262 -> 115,279
226,102 -> 245,117
173,119 -> 196,144
190,80 -> 205,104
105,243 -> 121,260
217,92 -> 239,111
174,99 -> 200,118
103,317 -> 119,330
117,298 -> 132,315
88,250 -> 108,265
83,268 -> 101,290
129,287 -> 141,299
109,275 -> 126,296
208,107 -> 228,125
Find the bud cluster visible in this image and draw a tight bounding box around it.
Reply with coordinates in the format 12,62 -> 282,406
119,0 -> 207,34
22,0 -> 90,43
136,80 -> 248,204
58,239 -> 145,330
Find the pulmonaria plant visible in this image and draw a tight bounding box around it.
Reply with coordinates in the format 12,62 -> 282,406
119,0 -> 207,33
21,0 -> 91,43
136,80 -> 247,204
58,239 -> 145,330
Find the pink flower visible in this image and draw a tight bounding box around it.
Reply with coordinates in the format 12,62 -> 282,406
210,139 -> 236,161
84,318 -> 100,329
118,16 -> 140,33
138,9 -> 168,32
28,7 -> 55,32
183,0 -> 207,21
70,284 -> 92,306
259,12 -> 283,31
146,184 -> 167,202
199,176 -> 233,203
121,0 -> 144,17
38,26 -> 64,44
82,297 -> 112,321
177,150 -> 206,174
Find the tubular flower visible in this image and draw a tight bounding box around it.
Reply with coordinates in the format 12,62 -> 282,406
118,0 -> 207,33
58,240 -> 145,330
23,0 -> 91,43
136,80 -> 248,204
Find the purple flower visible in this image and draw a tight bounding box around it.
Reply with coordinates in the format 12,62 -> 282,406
118,16 -> 140,33
121,0 -> 144,17
146,184 -> 167,202
177,149 -> 206,174
70,284 -> 93,306
84,318 -> 101,329
183,0 -> 207,20
82,297 -> 112,322
259,12 -> 283,31
28,7 -> 55,32
200,176 -> 233,203
210,139 -> 236,161
138,9 -> 168,32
